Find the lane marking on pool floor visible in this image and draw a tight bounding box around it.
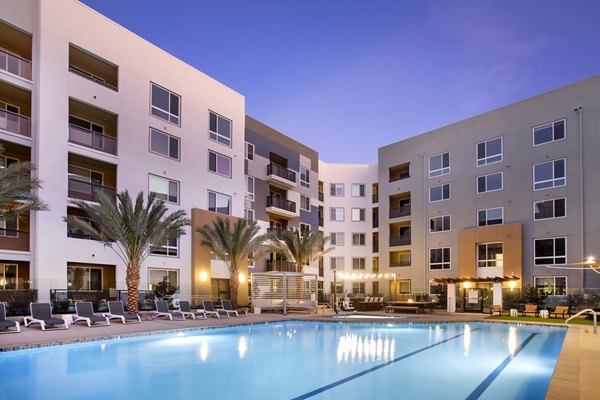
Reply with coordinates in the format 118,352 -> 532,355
291,328 -> 481,400
465,332 -> 538,400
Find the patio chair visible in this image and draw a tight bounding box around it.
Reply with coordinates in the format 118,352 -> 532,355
521,304 -> 539,317
178,300 -> 207,320
202,300 -> 228,318
103,301 -> 142,324
341,298 -> 355,311
0,303 -> 20,334
152,300 -> 184,320
73,301 -> 110,327
549,305 -> 570,319
489,305 -> 504,316
219,300 -> 248,317
23,302 -> 69,330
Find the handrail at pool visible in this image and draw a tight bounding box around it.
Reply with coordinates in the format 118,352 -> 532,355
565,308 -> 597,334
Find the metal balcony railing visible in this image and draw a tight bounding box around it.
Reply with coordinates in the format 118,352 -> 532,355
0,229 -> 29,251
390,205 -> 411,218
318,217 -> 324,227
0,48 -> 31,80
318,192 -> 324,202
373,240 -> 379,253
267,163 -> 296,183
69,65 -> 117,91
267,196 -> 296,213
0,109 -> 31,137
69,124 -> 117,155
267,260 -> 297,272
68,178 -> 116,202
372,194 -> 379,203
267,227 -> 285,240
390,235 -> 411,247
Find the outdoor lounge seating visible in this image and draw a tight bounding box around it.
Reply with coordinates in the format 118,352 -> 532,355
152,300 -> 185,320
549,305 -> 571,318
178,300 -> 207,320
103,301 -> 142,323
521,304 -> 539,317
203,300 -> 228,318
489,305 -> 505,316
72,301 -> 110,327
23,302 -> 69,330
0,303 -> 20,334
219,300 -> 248,317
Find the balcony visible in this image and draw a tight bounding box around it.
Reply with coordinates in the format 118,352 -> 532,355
318,217 -> 324,227
266,163 -> 297,189
0,48 -> 31,80
389,162 -> 410,182
0,109 -> 30,137
390,252 -> 411,267
267,227 -> 285,240
373,239 -> 379,253
0,22 -> 32,81
68,99 -> 118,156
69,124 -> 117,155
372,193 -> 379,203
267,260 -> 296,272
266,196 -> 298,219
390,235 -> 411,247
68,178 -> 116,202
390,205 -> 411,219
69,44 -> 118,91
319,192 -> 324,202
0,229 -> 29,251
0,81 -> 32,138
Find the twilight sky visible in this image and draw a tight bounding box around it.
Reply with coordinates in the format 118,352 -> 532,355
81,0 -> 600,164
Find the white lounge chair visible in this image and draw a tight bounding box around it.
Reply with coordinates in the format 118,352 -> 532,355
103,301 -> 141,323
72,302 -> 110,327
152,300 -> 184,320
202,300 -> 227,318
23,303 -> 69,330
0,303 -> 20,334
219,300 -> 248,317
178,300 -> 207,320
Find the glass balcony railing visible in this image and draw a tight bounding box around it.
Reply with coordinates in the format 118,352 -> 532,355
0,48 -> 31,80
0,109 -> 30,137
390,205 -> 411,218
68,178 -> 116,202
69,124 -> 117,155
69,65 -> 118,91
390,235 -> 411,247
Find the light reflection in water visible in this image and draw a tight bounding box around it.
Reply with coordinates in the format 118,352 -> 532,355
508,326 -> 517,355
463,325 -> 471,356
238,336 -> 248,359
336,333 -> 395,364
197,341 -> 209,362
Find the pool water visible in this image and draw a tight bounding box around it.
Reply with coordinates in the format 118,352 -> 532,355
0,322 -> 565,400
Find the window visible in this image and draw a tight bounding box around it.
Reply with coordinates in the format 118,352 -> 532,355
300,223 -> 311,237
248,252 -> 255,268
429,183 -> 450,202
0,155 -> 18,168
430,215 -> 451,232
208,191 -> 231,215
534,198 -> 566,220
209,111 -> 232,146
330,232 -> 344,246
534,120 -> 565,146
534,237 -> 566,265
151,236 -> 179,257
330,256 -> 344,270
429,152 -> 450,178
300,166 -> 310,188
397,280 -> 411,294
352,257 -> 366,270
351,208 -> 366,222
534,159 -> 566,190
330,207 -> 344,221
0,264 -> 17,289
429,280 -> 444,295
150,128 -> 180,160
477,243 -> 503,267
352,282 -> 365,294
208,150 -> 232,178
69,165 -> 103,185
244,142 -> 254,161
330,183 -> 344,197
430,248 -> 450,270
352,233 -> 366,246
148,268 -> 179,293
477,137 -> 502,166
351,183 -> 365,197
149,175 -> 179,204
534,276 -> 566,296
390,252 -> 411,267
244,208 -> 254,222
69,115 -> 103,134
477,172 -> 503,193
478,207 -> 503,226
0,216 -> 18,237
150,83 -> 180,125
300,195 -> 311,211
245,176 -> 255,201
67,266 -> 102,291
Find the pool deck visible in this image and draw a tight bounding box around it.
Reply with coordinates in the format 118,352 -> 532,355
1,310 -> 598,400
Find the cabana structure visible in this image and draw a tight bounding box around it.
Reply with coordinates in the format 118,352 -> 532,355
251,272 -> 318,315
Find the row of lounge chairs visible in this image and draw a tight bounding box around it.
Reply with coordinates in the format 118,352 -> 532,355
490,304 -> 571,318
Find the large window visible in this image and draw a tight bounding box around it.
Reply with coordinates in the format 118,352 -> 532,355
244,208 -> 254,222
352,257 -> 366,270
149,175 -> 179,204
148,268 -> 179,293
151,83 -> 180,125
209,111 -> 232,147
429,183 -> 450,202
477,171 -> 503,193
300,223 -> 311,237
0,215 -> 18,237
352,233 -> 366,246
0,264 -> 17,289
67,266 -> 102,291
533,120 -> 565,146
330,256 -> 344,270
477,242 -> 503,268
478,207 -> 503,226
534,237 -> 566,265
397,280 -> 411,294
330,207 -> 344,221
351,183 -> 365,197
429,152 -> 450,178
150,128 -> 180,160
300,195 -> 311,211
430,248 -> 450,270
351,208 -> 366,222
330,183 -> 344,197
534,276 -> 566,296
300,166 -> 310,188
150,236 -> 178,257
330,232 -> 344,246
245,176 -> 255,201
352,282 -> 366,294
244,142 -> 254,161
534,198 -> 566,220
208,190 -> 231,215
430,215 -> 450,233
208,150 -> 232,178
477,137 -> 502,166
534,159 -> 566,190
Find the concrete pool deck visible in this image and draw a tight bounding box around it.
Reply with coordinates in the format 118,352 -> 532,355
0,310 -> 597,400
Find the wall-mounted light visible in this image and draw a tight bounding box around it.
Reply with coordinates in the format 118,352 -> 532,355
464,281 -> 472,289
199,271 -> 208,282
238,273 -> 246,284
508,280 -> 517,289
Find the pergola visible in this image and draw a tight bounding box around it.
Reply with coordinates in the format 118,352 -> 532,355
433,276 -> 521,312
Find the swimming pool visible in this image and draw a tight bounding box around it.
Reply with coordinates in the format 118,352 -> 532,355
0,322 -> 565,400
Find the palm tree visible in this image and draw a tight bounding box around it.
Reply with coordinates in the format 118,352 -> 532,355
64,190 -> 190,313
196,217 -> 267,307
269,228 -> 332,273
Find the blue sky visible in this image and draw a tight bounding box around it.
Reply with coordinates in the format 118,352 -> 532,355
81,0 -> 600,163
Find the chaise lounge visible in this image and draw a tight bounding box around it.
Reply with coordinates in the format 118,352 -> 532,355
549,305 -> 570,319
73,301 -> 110,327
152,300 -> 184,320
202,300 -> 228,318
178,300 -> 207,320
24,302 -> 69,330
0,303 -> 20,334
219,300 -> 248,317
103,301 -> 142,323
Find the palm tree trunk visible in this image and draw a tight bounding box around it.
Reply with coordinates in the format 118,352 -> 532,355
126,261 -> 141,313
230,278 -> 239,308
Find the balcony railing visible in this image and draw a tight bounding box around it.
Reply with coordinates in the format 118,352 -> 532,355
390,259 -> 411,267
0,48 -> 31,80
390,205 -> 411,218
267,227 -> 285,240
372,194 -> 379,203
0,289 -> 37,316
68,178 -> 116,202
318,217 -> 324,227
267,163 -> 296,183
390,170 -> 410,182
0,229 -> 29,251
267,196 -> 296,213
69,124 -> 117,155
390,235 -> 411,247
318,192 -> 324,202
373,218 -> 379,228
267,260 -> 297,272
50,289 -> 113,313
373,240 -> 379,253
0,108 -> 31,137
69,65 -> 118,91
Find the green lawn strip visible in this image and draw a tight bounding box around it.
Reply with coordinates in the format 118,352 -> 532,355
485,315 -> 596,325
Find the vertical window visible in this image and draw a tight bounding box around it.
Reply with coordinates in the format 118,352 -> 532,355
430,248 -> 451,270
149,128 -> 180,160
429,183 -> 450,202
397,280 -> 411,294
352,282 -> 366,294
534,276 -> 567,296
0,264 -> 18,289
330,207 -> 344,221
429,152 -> 450,178
534,159 -> 566,190
0,216 -> 18,237
533,120 -> 565,146
244,142 -> 254,161
477,137 -> 502,166
477,243 -> 503,267
300,166 -> 310,188
330,232 -> 344,246
151,236 -> 179,257
351,183 -> 365,197
352,233 -> 366,246
208,151 -> 232,178
209,111 -> 232,146
149,175 -> 179,204
148,268 -> 179,293
477,172 -> 503,193
300,223 -> 311,237
478,207 -> 503,226
67,266 -> 103,291
150,83 -> 180,125
244,208 -> 254,222
245,176 -> 255,201
351,208 -> 366,222
534,198 -> 566,220
352,257 -> 366,270
208,191 -> 231,215
330,183 -> 344,197
300,195 -> 311,211
534,237 -> 566,265
330,257 -> 344,270
429,215 -> 451,232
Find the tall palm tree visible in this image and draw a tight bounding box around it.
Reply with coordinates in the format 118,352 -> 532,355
196,217 -> 267,307
64,190 -> 190,313
269,228 -> 332,273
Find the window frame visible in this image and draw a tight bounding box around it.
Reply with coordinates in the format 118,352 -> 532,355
208,111 -> 232,147
533,276 -> 567,296
352,257 -> 366,270
477,207 -> 504,227
534,237 -> 567,265
330,256 -> 344,270
351,183 -> 366,197
476,137 -> 503,166
300,166 -> 310,188
67,265 -> 103,291
429,215 -> 451,233
330,207 -> 345,221
533,159 -> 566,191
330,183 -> 344,197
148,174 -> 179,204
477,171 -> 504,194
149,127 -> 180,161
533,198 -> 567,221
428,151 -> 450,178
150,235 -> 179,257
244,208 -> 254,222
477,242 -> 503,268
208,150 -> 232,178
300,195 -> 311,211
148,268 -> 180,292
429,183 -> 451,203
330,232 -> 344,246
208,190 -> 232,215
351,208 -> 366,222
352,232 -> 366,246
244,142 -> 254,161
150,82 -> 180,126
245,176 -> 255,201
429,247 -> 451,270
533,119 -> 566,146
